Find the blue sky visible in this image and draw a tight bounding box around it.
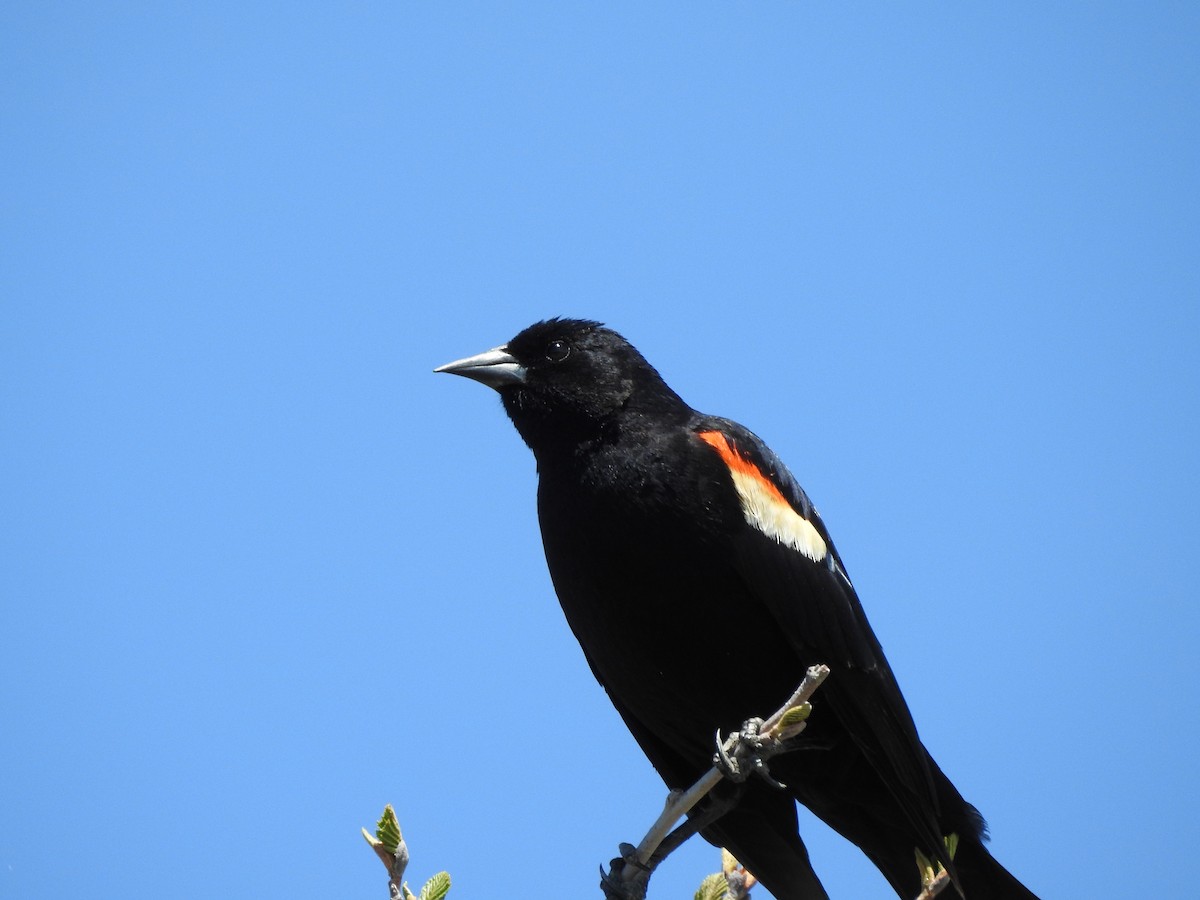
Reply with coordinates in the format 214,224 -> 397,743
3,4 -> 1198,898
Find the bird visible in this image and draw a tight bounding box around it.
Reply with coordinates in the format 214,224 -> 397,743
436,318 -> 1037,900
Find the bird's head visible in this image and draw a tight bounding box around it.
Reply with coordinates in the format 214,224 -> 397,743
436,318 -> 685,456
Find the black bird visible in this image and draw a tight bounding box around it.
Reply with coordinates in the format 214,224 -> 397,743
436,318 -> 1037,900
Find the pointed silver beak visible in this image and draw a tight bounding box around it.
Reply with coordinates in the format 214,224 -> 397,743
434,346 -> 527,389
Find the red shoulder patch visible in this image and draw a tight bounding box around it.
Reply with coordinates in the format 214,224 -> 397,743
697,430 -> 790,505
697,429 -> 828,563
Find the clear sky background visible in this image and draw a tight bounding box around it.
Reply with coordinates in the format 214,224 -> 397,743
3,4 -> 1198,899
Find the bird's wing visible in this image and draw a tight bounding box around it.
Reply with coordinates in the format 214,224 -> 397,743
693,418 -> 953,874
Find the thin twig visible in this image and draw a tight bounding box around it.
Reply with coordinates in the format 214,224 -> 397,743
915,867 -> 952,900
599,665 -> 831,898
631,664 -> 830,871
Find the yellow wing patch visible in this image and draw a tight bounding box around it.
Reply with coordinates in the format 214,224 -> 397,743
697,431 -> 828,564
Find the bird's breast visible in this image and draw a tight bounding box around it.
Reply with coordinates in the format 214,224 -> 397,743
534,458 -> 802,757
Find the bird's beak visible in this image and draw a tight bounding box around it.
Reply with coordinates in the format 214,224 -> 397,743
434,346 -> 527,390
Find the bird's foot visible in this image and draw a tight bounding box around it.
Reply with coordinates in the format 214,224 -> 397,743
599,843 -> 650,900
713,717 -> 787,789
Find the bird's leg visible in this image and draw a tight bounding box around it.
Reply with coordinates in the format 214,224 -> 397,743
644,786 -> 742,868
599,788 -> 743,900
713,716 -> 788,789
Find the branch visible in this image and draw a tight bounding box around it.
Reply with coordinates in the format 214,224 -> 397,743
915,867 -> 952,900
637,664 -> 829,869
362,660 -> 946,900
720,849 -> 757,900
602,664 -> 831,899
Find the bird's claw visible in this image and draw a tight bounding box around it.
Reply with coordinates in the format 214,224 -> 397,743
714,717 -> 787,789
599,843 -> 650,900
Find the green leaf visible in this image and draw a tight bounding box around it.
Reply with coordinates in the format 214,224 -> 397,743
693,873 -> 728,900
944,832 -> 959,860
419,871 -> 451,900
720,848 -> 739,876
778,702 -> 812,729
375,804 -> 403,854
914,847 -> 935,886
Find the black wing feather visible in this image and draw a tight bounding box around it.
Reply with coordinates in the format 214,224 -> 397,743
696,417 -> 955,880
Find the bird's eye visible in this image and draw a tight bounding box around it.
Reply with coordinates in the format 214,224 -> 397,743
546,339 -> 571,362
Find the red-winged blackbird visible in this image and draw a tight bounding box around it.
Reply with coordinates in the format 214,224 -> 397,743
437,318 -> 1037,900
